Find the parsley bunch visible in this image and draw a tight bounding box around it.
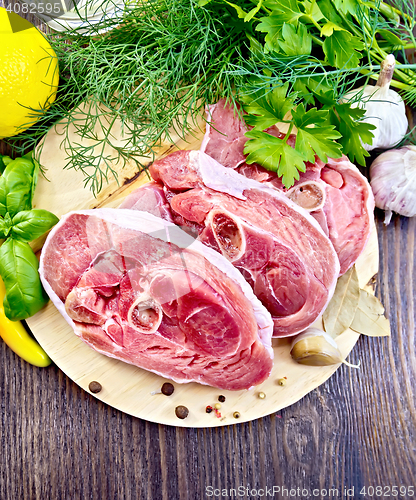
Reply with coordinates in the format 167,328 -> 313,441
203,0 -> 416,185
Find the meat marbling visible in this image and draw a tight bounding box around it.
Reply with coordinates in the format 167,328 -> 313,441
122,150 -> 340,337
39,208 -> 274,390
201,99 -> 375,275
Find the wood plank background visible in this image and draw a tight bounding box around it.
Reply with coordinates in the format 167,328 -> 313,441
0,2 -> 415,498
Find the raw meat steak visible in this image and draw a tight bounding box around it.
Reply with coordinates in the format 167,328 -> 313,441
201,99 -> 375,275
39,208 -> 274,390
124,150 -> 340,337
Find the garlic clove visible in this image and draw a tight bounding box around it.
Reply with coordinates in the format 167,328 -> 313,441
290,328 -> 342,366
290,327 -> 360,368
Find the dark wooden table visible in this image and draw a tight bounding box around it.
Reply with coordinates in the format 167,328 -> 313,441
1,5 -> 415,500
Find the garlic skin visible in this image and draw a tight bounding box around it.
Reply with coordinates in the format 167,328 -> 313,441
344,54 -> 408,151
370,145 -> 416,224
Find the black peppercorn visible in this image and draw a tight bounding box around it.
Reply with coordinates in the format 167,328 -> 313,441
218,395 -> 226,402
89,381 -> 102,394
161,382 -> 174,396
175,405 -> 189,419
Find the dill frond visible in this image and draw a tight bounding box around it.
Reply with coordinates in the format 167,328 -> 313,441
5,0 -> 416,193
7,0 -> 250,195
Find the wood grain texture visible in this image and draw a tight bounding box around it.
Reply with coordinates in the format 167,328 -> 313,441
0,2 -> 415,498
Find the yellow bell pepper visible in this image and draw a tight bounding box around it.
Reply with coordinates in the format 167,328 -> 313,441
0,277 -> 51,367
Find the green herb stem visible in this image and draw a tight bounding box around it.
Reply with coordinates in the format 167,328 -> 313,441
283,123 -> 295,142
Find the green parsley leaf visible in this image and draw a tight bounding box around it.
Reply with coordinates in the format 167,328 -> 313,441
263,0 -> 302,22
291,104 -> 343,163
278,23 -> 312,56
258,0 -> 304,51
331,0 -> 360,17
327,103 -> 376,165
242,86 -> 344,186
244,130 -> 307,187
301,0 -> 325,22
323,30 -> 364,69
256,15 -> 286,52
241,82 -> 295,129
293,77 -> 333,106
314,90 -> 375,165
246,33 -> 265,56
320,21 -> 347,37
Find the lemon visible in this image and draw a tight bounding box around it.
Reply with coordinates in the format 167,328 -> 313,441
0,8 -> 59,139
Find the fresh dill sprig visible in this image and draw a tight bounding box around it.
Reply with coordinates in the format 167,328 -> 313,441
5,0 -> 416,192
7,0 -> 250,195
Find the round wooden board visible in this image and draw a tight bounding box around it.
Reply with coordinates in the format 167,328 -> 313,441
27,229 -> 378,428
26,117 -> 379,427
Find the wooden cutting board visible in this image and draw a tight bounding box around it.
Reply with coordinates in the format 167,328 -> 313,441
26,113 -> 379,428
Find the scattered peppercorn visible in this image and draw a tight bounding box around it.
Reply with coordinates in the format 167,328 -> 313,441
258,392 -> 266,399
214,403 -> 221,410
175,405 -> 189,419
161,382 -> 174,396
89,381 -> 102,394
277,378 -> 287,386
233,411 -> 241,419
218,395 -> 226,402
206,405 -> 213,414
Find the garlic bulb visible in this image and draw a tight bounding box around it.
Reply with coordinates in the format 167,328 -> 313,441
290,328 -> 360,368
344,54 -> 408,151
370,145 -> 416,224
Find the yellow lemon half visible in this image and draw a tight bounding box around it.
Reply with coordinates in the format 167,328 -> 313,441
0,8 -> 59,139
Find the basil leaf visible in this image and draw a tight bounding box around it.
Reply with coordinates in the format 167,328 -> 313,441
0,213 -> 12,239
11,210 -> 59,242
0,238 -> 49,321
0,220 -> 7,239
0,158 -> 36,217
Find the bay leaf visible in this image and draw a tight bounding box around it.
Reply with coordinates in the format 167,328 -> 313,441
323,265 -> 360,338
350,289 -> 391,337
